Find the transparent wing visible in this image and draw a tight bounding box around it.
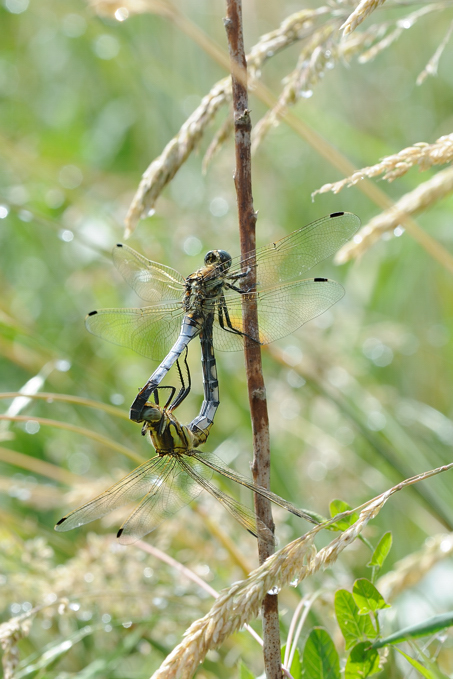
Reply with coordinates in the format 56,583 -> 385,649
85,304 -> 184,360
113,243 -> 186,303
191,451 -> 319,525
179,454 -> 274,544
117,454 -> 209,544
55,455 -> 169,532
226,212 -> 360,289
211,278 -> 344,351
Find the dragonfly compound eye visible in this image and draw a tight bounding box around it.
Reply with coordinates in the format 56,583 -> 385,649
204,249 -> 232,269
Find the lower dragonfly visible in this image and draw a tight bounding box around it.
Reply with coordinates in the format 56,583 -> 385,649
85,211 -> 360,430
55,400 -> 319,544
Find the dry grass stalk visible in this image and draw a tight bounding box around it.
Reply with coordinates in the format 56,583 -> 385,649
335,166 -> 453,263
377,533 -> 453,602
150,462 -> 453,679
314,134 -> 453,196
341,0 -> 387,36
417,20 -> 453,85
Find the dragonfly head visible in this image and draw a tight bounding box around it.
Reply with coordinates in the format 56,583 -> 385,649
204,249 -> 232,271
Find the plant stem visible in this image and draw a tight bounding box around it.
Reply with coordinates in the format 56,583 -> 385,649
224,2 -> 281,677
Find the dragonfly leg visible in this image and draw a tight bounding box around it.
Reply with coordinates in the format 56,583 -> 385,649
225,282 -> 245,294
151,385 -> 177,409
218,298 -> 261,345
167,348 -> 192,412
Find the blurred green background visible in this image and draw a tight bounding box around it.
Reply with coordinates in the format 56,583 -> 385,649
1,0 -> 453,676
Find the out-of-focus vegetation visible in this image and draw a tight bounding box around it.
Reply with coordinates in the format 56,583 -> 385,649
1,0 -> 453,677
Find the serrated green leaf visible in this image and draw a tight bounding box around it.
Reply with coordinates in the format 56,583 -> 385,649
367,532 -> 392,569
352,579 -> 391,615
282,645 -> 302,679
345,642 -> 380,679
372,612 -> 453,648
395,649 -> 450,679
302,628 -> 340,679
239,660 -> 256,679
335,590 -> 377,649
329,499 -> 359,531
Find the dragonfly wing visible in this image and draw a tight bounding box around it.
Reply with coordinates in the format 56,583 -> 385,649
192,451 -> 319,525
227,212 -> 360,288
117,454 -> 209,544
179,454 -> 274,543
211,278 -> 344,350
55,455 -> 168,532
85,304 -> 183,360
113,243 -> 186,303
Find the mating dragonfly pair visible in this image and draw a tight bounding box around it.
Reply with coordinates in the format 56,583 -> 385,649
56,211 -> 360,544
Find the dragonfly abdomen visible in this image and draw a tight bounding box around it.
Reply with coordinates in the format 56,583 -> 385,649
130,316 -> 202,422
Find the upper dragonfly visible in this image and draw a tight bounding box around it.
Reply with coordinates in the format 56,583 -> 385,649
86,211 -> 360,426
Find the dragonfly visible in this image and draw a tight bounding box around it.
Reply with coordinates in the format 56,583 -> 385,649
55,401 -> 319,544
86,211 -> 360,429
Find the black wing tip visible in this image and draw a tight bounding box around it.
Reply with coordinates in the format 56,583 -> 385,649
55,517 -> 66,527
314,277 -> 329,282
87,310 -> 98,316
117,528 -> 124,539
330,211 -> 345,218
115,243 -> 123,248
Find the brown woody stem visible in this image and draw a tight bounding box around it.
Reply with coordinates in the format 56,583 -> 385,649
224,2 -> 282,677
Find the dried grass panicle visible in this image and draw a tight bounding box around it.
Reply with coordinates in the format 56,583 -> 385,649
314,134 -> 453,197
358,25 -> 403,62
334,166 -> 453,263
247,8 -> 330,80
125,6 -> 334,233
0,615 -> 33,679
150,498 -> 387,679
417,20 -> 453,85
251,22 -> 382,154
378,533 -> 453,602
124,76 -> 232,235
150,463 -> 453,679
359,5 -> 445,63
252,25 -> 337,154
341,0 -> 387,36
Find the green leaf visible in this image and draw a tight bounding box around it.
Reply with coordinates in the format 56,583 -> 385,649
239,661 -> 256,679
367,532 -> 393,569
329,500 -> 359,531
352,579 -> 391,615
395,649 -> 450,679
345,642 -> 380,679
335,590 -> 377,649
372,612 -> 453,648
302,628 -> 340,679
282,645 -> 302,679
